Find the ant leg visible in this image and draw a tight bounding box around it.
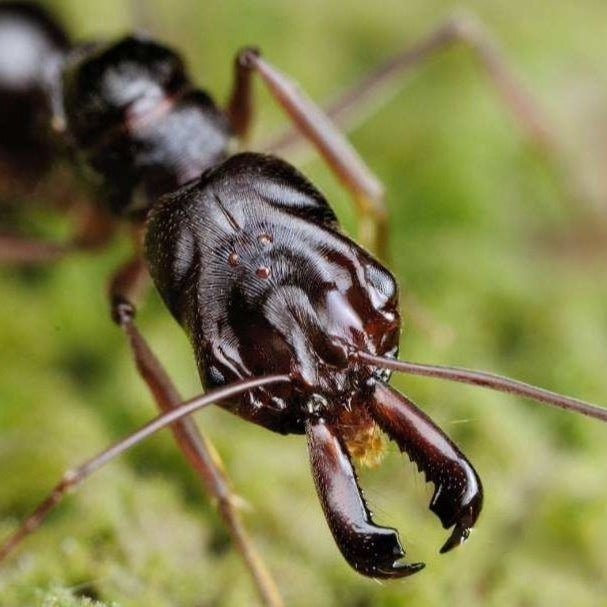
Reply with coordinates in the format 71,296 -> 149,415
0,375 -> 287,565
108,256 -> 284,607
226,49 -> 256,144
228,48 -> 388,257
260,12 -> 591,219
265,12 -> 554,156
305,417 -> 424,578
0,234 -> 70,263
0,203 -> 116,264
369,381 -> 483,554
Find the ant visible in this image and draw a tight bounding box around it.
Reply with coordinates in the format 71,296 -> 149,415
0,2 -> 606,606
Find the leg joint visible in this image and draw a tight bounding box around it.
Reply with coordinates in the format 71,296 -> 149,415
111,296 -> 136,326
236,46 -> 261,69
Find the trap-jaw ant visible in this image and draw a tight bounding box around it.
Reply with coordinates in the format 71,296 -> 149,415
1,2 -> 606,605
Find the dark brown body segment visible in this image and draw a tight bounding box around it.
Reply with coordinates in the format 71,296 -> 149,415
146,152 -> 400,433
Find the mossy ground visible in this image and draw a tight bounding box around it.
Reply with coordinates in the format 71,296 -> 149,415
1,1 -> 607,605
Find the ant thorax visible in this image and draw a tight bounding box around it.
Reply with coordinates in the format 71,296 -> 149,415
146,153 -> 400,435
58,35 -> 232,216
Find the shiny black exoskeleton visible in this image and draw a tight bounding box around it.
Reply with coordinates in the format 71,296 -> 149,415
147,153 -> 401,433
0,3 -> 68,181
0,2 -> 483,579
61,36 -> 232,215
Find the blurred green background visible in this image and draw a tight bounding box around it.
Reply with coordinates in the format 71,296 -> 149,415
1,1 -> 607,606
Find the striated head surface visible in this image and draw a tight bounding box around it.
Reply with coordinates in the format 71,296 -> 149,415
146,153 -> 400,433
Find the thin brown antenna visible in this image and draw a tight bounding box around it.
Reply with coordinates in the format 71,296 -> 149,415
355,352 -> 607,422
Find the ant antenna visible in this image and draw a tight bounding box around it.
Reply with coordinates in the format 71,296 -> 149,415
354,352 -> 607,422
0,374 -> 289,563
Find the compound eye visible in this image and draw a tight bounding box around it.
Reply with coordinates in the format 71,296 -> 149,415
364,263 -> 398,307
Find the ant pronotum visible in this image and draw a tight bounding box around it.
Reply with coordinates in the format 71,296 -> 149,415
1,2 -> 606,606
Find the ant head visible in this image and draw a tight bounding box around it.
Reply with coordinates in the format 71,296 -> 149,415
146,153 -> 401,430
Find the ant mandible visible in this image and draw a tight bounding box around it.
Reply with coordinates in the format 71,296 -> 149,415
0,3 -> 606,607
